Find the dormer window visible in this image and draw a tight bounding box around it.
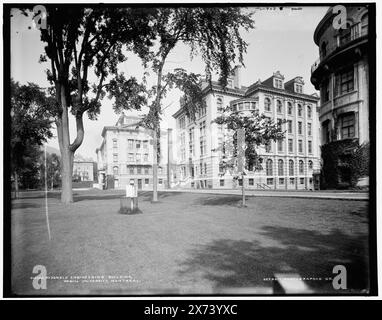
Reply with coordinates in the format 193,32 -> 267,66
295,84 -> 303,94
274,78 -> 283,89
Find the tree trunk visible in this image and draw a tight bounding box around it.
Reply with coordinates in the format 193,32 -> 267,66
14,172 -> 19,199
152,127 -> 158,202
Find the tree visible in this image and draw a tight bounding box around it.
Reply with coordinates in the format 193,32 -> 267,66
10,80 -> 53,197
140,7 -> 255,201
40,152 -> 61,190
30,6 -> 157,203
214,107 -> 286,178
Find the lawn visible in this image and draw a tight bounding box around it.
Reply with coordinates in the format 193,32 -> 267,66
10,189 -> 370,295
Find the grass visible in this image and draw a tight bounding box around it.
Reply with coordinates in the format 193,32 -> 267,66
10,190 -> 370,295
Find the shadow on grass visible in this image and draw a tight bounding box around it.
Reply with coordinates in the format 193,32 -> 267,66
178,226 -> 369,294
197,195 -> 245,207
12,202 -> 41,209
139,191 -> 186,201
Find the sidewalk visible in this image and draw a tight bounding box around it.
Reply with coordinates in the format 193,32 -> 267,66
162,188 -> 369,201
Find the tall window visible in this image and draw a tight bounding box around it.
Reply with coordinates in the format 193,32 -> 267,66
143,140 -> 148,150
179,116 -> 186,129
298,121 -> 303,135
299,160 -> 304,174
137,167 -> 142,174
129,166 -> 134,175
288,139 -> 293,153
113,139 -> 117,149
265,142 -> 271,153
128,153 -> 134,162
189,127 -> 195,156
341,113 -> 355,139
266,159 -> 273,176
128,139 -> 134,149
335,66 -> 354,96
308,141 -> 313,154
113,166 -> 119,176
307,106 -> 312,118
135,140 -> 141,149
298,140 -> 303,153
308,160 -> 313,170
277,100 -> 283,114
217,97 -> 223,113
277,139 -> 283,152
308,123 -> 312,136
278,159 -> 284,176
321,79 -> 330,103
288,120 -> 293,133
264,98 -> 271,112
297,104 -> 303,117
289,160 -> 294,176
136,153 -> 141,163
113,154 -> 118,163
287,102 -> 293,115
143,153 -> 149,162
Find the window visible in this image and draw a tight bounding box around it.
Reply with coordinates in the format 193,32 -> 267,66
238,179 -> 243,186
289,177 -> 295,184
179,116 -> 186,129
322,120 -> 331,144
199,104 -> 207,117
135,140 -> 141,149
217,97 -> 223,113
144,167 -> 149,175
266,159 -> 273,176
159,167 -> 163,174
128,139 -> 134,149
341,113 -> 355,139
267,178 -> 274,185
277,100 -> 283,114
113,166 -> 119,176
308,123 -> 312,136
113,139 -> 117,148
245,102 -> 251,110
264,98 -> 271,112
199,121 -> 206,136
295,84 -> 303,94
278,159 -> 284,176
200,162 -> 203,175
238,102 -> 244,111
251,102 -> 257,110
277,118 -> 283,130
298,121 -> 303,135
265,142 -> 271,153
277,139 -> 283,152
249,178 -> 254,186
297,104 -> 303,117
137,167 -> 142,174
288,139 -> 293,153
204,163 -> 207,175
308,141 -> 313,154
308,160 -> 313,170
279,178 -> 285,185
288,120 -> 293,133
289,160 -> 294,176
145,178 -> 149,185
220,179 -> 225,187
361,13 -> 368,35
143,140 -> 148,150
298,140 -> 303,153
189,127 -> 195,156
307,106 -> 312,118
274,78 -> 283,89
113,154 -> 118,163
287,102 -> 293,115
200,138 -> 206,156
159,179 -> 163,185
335,67 -> 354,96
129,166 -> 134,175
321,79 -> 330,103
300,178 -> 305,185
143,154 -> 149,162
299,160 -> 304,174
136,153 -> 141,163
129,179 -> 135,185
339,25 -> 351,45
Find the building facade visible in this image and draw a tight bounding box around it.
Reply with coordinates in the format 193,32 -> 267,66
311,6 -> 369,188
173,67 -> 320,190
95,114 -> 173,190
73,161 -> 97,188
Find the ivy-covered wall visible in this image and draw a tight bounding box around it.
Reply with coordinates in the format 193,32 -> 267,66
320,139 -> 369,189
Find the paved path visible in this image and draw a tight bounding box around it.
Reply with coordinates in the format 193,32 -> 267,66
162,188 -> 369,201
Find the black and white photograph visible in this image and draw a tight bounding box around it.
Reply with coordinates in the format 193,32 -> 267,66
2,1 -> 377,299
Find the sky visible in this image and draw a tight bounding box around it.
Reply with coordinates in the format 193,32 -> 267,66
10,5 -> 329,161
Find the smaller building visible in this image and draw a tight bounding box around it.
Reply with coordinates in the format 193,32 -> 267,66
95,114 -> 175,190
72,161 -> 97,188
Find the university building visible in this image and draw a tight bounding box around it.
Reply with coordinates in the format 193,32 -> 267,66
172,67 -> 321,190
95,114 -> 173,190
310,6 -> 369,188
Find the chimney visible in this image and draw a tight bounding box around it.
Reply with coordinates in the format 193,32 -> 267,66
233,65 -> 241,89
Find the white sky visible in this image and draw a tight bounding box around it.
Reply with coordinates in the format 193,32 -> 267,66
10,5 -> 329,160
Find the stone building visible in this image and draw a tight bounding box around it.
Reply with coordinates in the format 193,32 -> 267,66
310,6 -> 369,188
95,114 -> 174,190
172,67 -> 321,190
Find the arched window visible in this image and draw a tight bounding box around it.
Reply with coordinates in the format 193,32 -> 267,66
277,100 -> 283,114
308,160 -> 313,170
264,98 -> 271,112
307,105 -> 312,118
299,160 -> 304,174
289,160 -> 294,176
217,97 -> 223,113
278,159 -> 284,176
113,166 -> 119,176
287,102 -> 293,115
298,104 -> 303,117
266,159 -> 273,176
